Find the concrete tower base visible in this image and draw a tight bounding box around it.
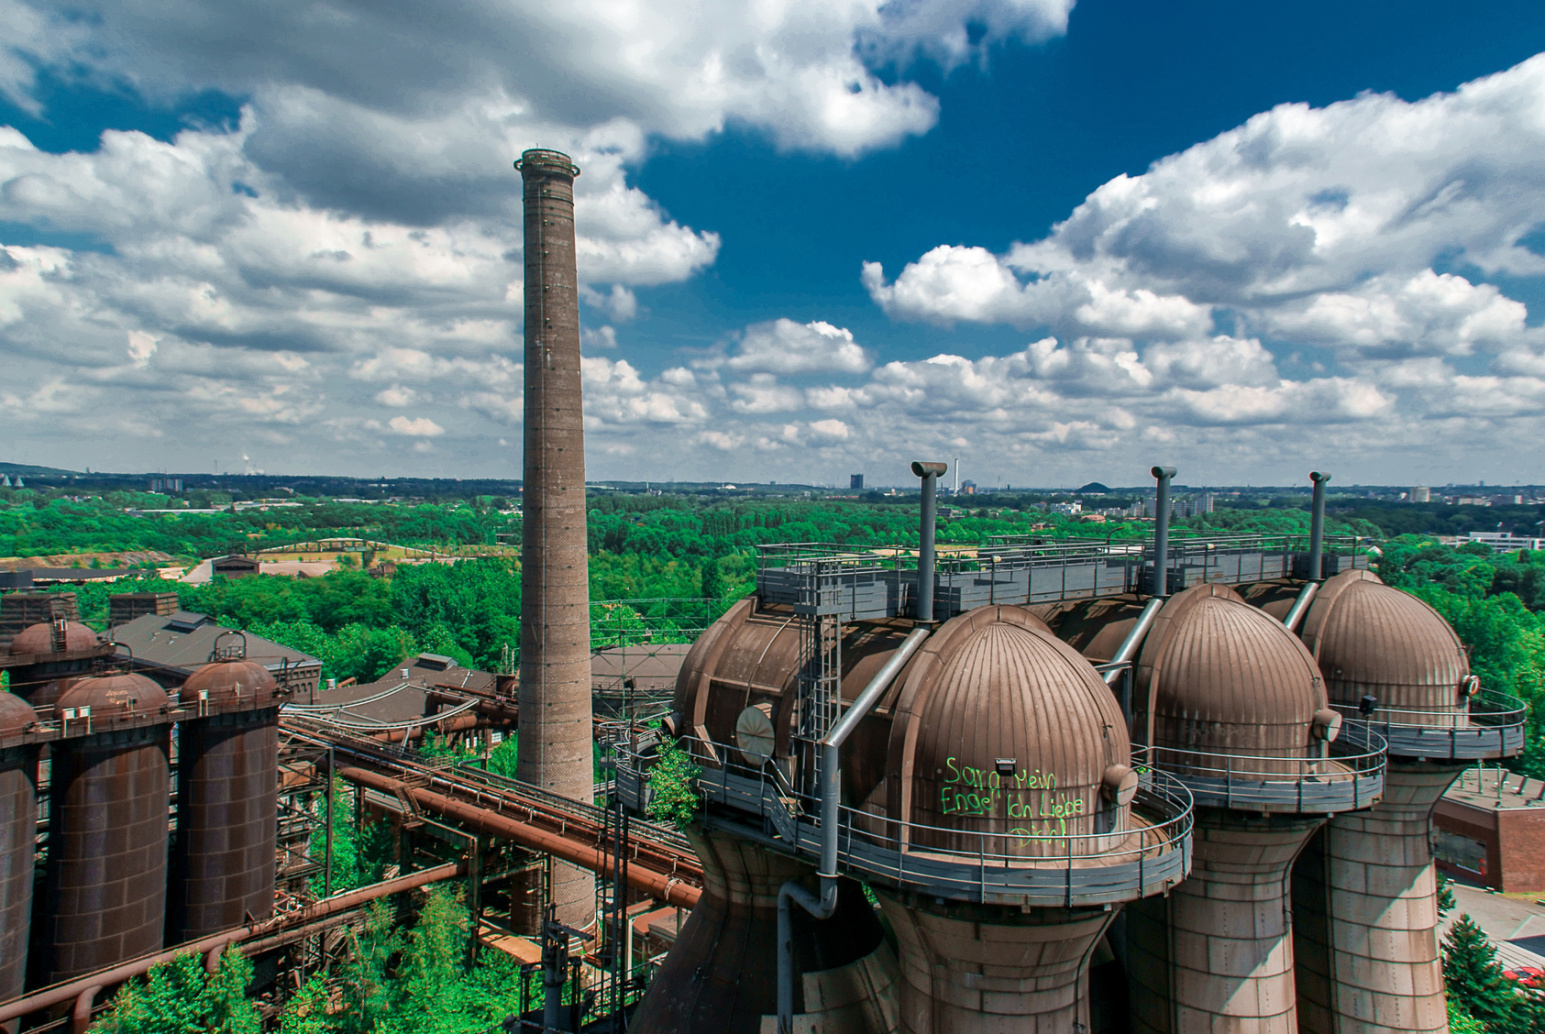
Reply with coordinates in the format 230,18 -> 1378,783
1127,811 -> 1323,1034
1292,761 -> 1463,1034
630,830 -> 897,1034
877,892 -> 1115,1033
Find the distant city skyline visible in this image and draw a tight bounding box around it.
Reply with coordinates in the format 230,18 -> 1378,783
3,2 -> 1545,486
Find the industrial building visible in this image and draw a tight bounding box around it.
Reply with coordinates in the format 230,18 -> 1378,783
0,143 -> 1527,1033
618,465 -> 1523,1034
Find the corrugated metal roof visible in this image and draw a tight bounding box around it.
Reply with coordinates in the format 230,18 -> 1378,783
111,612 -> 320,678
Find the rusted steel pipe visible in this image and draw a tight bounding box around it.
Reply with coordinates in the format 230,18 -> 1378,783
337,766 -> 701,908
0,863 -> 464,1023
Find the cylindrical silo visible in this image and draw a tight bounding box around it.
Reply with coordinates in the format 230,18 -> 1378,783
1121,584 -> 1374,1034
515,146 -> 595,932
0,692 -> 38,1030
1288,570 -> 1510,1034
168,656 -> 280,943
631,598 -> 906,1034
873,605 -> 1157,1032
40,673 -> 171,985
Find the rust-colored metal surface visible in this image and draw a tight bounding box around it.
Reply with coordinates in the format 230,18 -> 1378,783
1136,584 -> 1326,764
7,621 -> 99,656
516,147 -> 593,930
0,694 -> 38,1017
672,598 -> 914,804
882,605 -> 1131,857
1299,569 -> 1470,723
40,674 -> 171,985
1236,578 -> 1304,622
629,830 -> 894,1034
180,657 -> 278,710
1040,594 -> 1148,662
168,665 -> 279,940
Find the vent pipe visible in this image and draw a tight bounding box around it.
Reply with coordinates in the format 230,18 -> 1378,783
514,147 -> 594,931
912,461 -> 947,623
1151,465 -> 1176,596
1308,471 -> 1330,582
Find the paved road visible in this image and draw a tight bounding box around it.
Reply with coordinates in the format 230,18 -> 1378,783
1442,880 -> 1545,973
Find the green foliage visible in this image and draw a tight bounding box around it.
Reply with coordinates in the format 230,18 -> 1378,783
1441,913 -> 1545,1033
486,734 -> 519,779
270,885 -> 558,1034
91,947 -> 260,1034
1449,999 -> 1488,1034
1437,871 -> 1456,919
646,735 -> 702,829
309,780 -> 397,896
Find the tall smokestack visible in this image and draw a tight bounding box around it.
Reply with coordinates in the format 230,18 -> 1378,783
515,148 -> 594,931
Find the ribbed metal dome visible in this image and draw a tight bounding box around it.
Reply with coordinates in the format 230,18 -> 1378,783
1137,584 -> 1326,759
182,658 -> 279,709
0,692 -> 35,744
8,621 -> 98,655
1299,569 -> 1469,719
674,598 -> 913,782
885,606 -> 1130,857
55,672 -> 168,718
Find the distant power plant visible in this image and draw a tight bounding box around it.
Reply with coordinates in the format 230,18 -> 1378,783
620,464 -> 1525,1034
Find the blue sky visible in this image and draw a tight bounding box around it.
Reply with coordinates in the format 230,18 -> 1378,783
3,1 -> 1545,487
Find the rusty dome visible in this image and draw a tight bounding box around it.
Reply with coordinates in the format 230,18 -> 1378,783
0,692 -> 36,744
1299,569 -> 1470,718
674,597 -> 914,780
55,671 -> 169,718
8,620 -> 99,655
1137,583 -> 1326,759
884,606 -> 1131,857
1042,595 -> 1149,662
183,657 -> 279,708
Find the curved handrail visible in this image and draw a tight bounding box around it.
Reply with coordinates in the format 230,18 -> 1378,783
1330,689 -> 1527,760
617,734 -> 1194,904
1142,730 -> 1387,813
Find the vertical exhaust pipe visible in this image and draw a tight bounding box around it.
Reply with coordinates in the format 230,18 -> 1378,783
911,461 -> 947,623
1150,465 -> 1176,597
1308,471 -> 1330,582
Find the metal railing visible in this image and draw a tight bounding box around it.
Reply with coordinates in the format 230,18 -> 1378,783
618,736 -> 1193,908
1330,689 -> 1527,761
1142,729 -> 1387,813
755,533 -> 1373,619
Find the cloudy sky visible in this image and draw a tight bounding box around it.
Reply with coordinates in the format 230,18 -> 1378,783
3,1 -> 1545,487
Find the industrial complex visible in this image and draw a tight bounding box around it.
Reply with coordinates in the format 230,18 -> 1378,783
0,148 -> 1530,1033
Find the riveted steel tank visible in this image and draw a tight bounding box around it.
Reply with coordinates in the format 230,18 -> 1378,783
0,692 -> 38,1026
40,672 -> 171,984
873,604 -> 1142,1032
1124,584 -> 1348,1034
632,597 -> 905,1034
1290,570 -> 1496,1034
168,655 -> 280,942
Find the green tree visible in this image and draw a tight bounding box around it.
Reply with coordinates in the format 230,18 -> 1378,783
90,947 -> 260,1034
646,735 -> 702,829
1442,913 -> 1532,1032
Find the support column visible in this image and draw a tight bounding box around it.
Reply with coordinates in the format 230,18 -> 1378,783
630,830 -> 896,1034
879,892 -> 1114,1033
1293,762 -> 1463,1034
1128,811 -> 1323,1034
